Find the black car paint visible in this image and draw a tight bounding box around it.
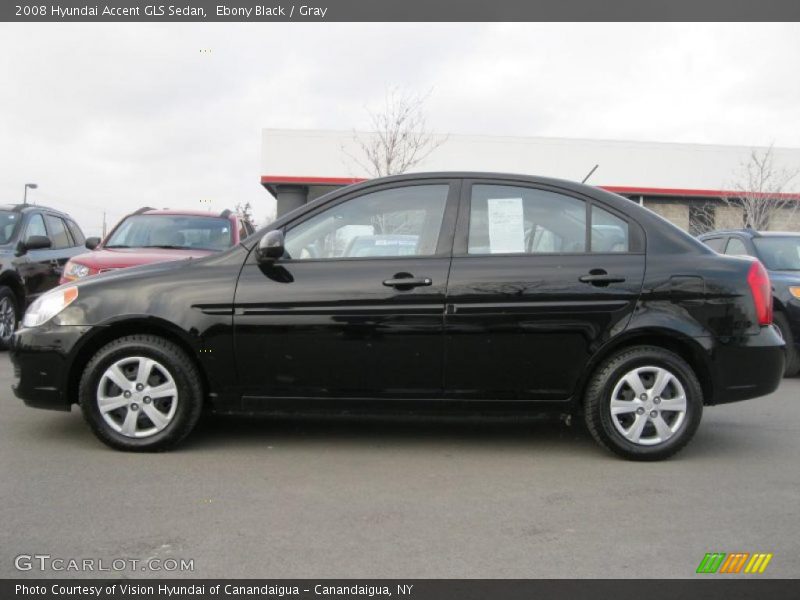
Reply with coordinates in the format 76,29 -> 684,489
10,173 -> 785,416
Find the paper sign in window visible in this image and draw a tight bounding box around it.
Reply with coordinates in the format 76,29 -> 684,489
487,198 -> 525,253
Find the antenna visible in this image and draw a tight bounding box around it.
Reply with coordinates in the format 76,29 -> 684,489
581,164 -> 599,184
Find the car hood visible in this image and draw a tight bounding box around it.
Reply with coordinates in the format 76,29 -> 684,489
74,247 -> 217,270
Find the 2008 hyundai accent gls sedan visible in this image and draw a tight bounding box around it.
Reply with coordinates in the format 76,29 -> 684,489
10,173 -> 785,459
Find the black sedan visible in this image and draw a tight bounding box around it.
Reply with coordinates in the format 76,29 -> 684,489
10,173 -> 785,460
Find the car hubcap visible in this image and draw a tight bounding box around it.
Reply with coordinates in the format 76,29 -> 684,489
96,356 -> 178,438
0,297 -> 15,340
609,366 -> 687,446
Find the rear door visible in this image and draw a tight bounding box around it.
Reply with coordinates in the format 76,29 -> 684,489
43,214 -> 84,284
233,180 -> 459,405
443,180 -> 646,402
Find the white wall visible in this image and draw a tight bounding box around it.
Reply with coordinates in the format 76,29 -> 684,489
262,129 -> 800,192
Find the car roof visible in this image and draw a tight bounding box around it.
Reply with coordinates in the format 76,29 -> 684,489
698,228 -> 800,239
132,208 -> 240,219
0,203 -> 75,218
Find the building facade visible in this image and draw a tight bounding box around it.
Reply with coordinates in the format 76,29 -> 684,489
261,129 -> 800,232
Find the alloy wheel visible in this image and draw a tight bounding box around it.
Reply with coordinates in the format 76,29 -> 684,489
609,365 -> 687,446
0,296 -> 16,341
96,356 -> 179,438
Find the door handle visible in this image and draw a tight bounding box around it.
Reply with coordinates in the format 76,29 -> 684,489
383,276 -> 433,289
579,270 -> 626,286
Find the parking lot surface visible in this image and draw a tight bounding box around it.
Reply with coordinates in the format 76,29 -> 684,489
1,355 -> 798,579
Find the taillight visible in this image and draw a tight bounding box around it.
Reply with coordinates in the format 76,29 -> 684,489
747,260 -> 773,326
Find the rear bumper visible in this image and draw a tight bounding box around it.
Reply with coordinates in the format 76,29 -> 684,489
10,324 -> 92,411
709,325 -> 785,405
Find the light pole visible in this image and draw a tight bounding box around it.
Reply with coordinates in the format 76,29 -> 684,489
23,183 -> 38,205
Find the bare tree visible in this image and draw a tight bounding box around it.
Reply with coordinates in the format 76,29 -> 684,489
344,88 -> 447,234
346,88 -> 447,178
720,146 -> 800,230
235,201 -> 255,229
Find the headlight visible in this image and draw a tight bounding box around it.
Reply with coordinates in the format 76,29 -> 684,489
63,260 -> 91,281
22,287 -> 79,328
790,286 -> 800,300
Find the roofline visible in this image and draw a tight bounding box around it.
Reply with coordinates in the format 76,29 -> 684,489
259,175 -> 800,200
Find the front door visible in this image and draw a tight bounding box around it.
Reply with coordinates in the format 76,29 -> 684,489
444,181 -> 646,402
233,181 -> 459,406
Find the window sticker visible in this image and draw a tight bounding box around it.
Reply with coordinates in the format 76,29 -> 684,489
487,197 -> 525,254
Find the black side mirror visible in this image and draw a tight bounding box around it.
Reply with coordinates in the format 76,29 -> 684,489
19,235 -> 52,254
256,230 -> 285,264
85,237 -> 101,250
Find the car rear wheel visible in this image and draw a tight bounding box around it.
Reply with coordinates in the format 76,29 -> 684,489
584,346 -> 703,461
79,335 -> 203,451
0,286 -> 19,350
773,312 -> 800,377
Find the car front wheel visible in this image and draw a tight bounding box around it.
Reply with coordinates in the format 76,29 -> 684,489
0,286 -> 19,350
79,335 -> 203,451
584,346 -> 703,461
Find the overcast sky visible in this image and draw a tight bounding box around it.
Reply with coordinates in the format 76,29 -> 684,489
2,22 -> 800,236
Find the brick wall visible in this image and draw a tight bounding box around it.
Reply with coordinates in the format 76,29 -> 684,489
643,201 -> 690,230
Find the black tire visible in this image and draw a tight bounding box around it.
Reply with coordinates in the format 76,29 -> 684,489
79,335 -> 203,452
0,286 -> 19,351
773,312 -> 800,377
584,346 -> 703,461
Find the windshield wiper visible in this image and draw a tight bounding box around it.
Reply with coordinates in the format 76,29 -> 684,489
104,244 -> 131,248
145,245 -> 190,250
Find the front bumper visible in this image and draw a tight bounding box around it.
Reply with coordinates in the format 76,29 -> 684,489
10,324 -> 93,411
709,324 -> 785,405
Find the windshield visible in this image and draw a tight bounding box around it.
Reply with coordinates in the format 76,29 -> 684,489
104,215 -> 233,251
753,236 -> 800,271
0,211 -> 21,245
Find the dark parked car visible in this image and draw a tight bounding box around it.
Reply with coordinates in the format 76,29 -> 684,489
0,204 -> 86,348
698,229 -> 800,376
10,173 -> 785,459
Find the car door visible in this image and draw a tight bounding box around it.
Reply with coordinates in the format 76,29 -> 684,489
233,180 -> 459,406
13,212 -> 57,301
443,180 -> 646,402
43,214 -> 85,284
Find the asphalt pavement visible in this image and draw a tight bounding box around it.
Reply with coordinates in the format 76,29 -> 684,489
1,354 -> 798,579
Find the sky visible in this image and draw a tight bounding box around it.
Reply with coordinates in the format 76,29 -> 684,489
2,22 -> 800,236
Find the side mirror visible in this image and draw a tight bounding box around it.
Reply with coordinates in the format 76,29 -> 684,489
85,237 -> 101,250
19,235 -> 52,254
256,230 -> 285,264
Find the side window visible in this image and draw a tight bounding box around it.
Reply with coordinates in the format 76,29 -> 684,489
703,237 -> 727,252
591,205 -> 629,253
725,237 -> 750,256
66,220 -> 85,246
44,215 -> 71,249
25,213 -> 47,240
468,185 -> 586,254
284,185 -> 449,260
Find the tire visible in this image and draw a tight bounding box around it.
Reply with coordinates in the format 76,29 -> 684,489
79,335 -> 203,452
584,346 -> 703,461
0,286 -> 19,350
773,312 -> 800,377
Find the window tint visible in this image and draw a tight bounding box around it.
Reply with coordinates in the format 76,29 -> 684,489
725,237 -> 750,256
66,220 -> 85,246
703,237 -> 727,252
591,205 -> 629,253
44,215 -> 71,249
468,185 -> 586,254
285,185 -> 449,260
25,213 -> 47,239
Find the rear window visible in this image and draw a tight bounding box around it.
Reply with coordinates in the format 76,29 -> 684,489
753,236 -> 800,271
104,215 -> 234,251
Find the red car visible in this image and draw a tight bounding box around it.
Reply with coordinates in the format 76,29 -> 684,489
60,208 -> 254,284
